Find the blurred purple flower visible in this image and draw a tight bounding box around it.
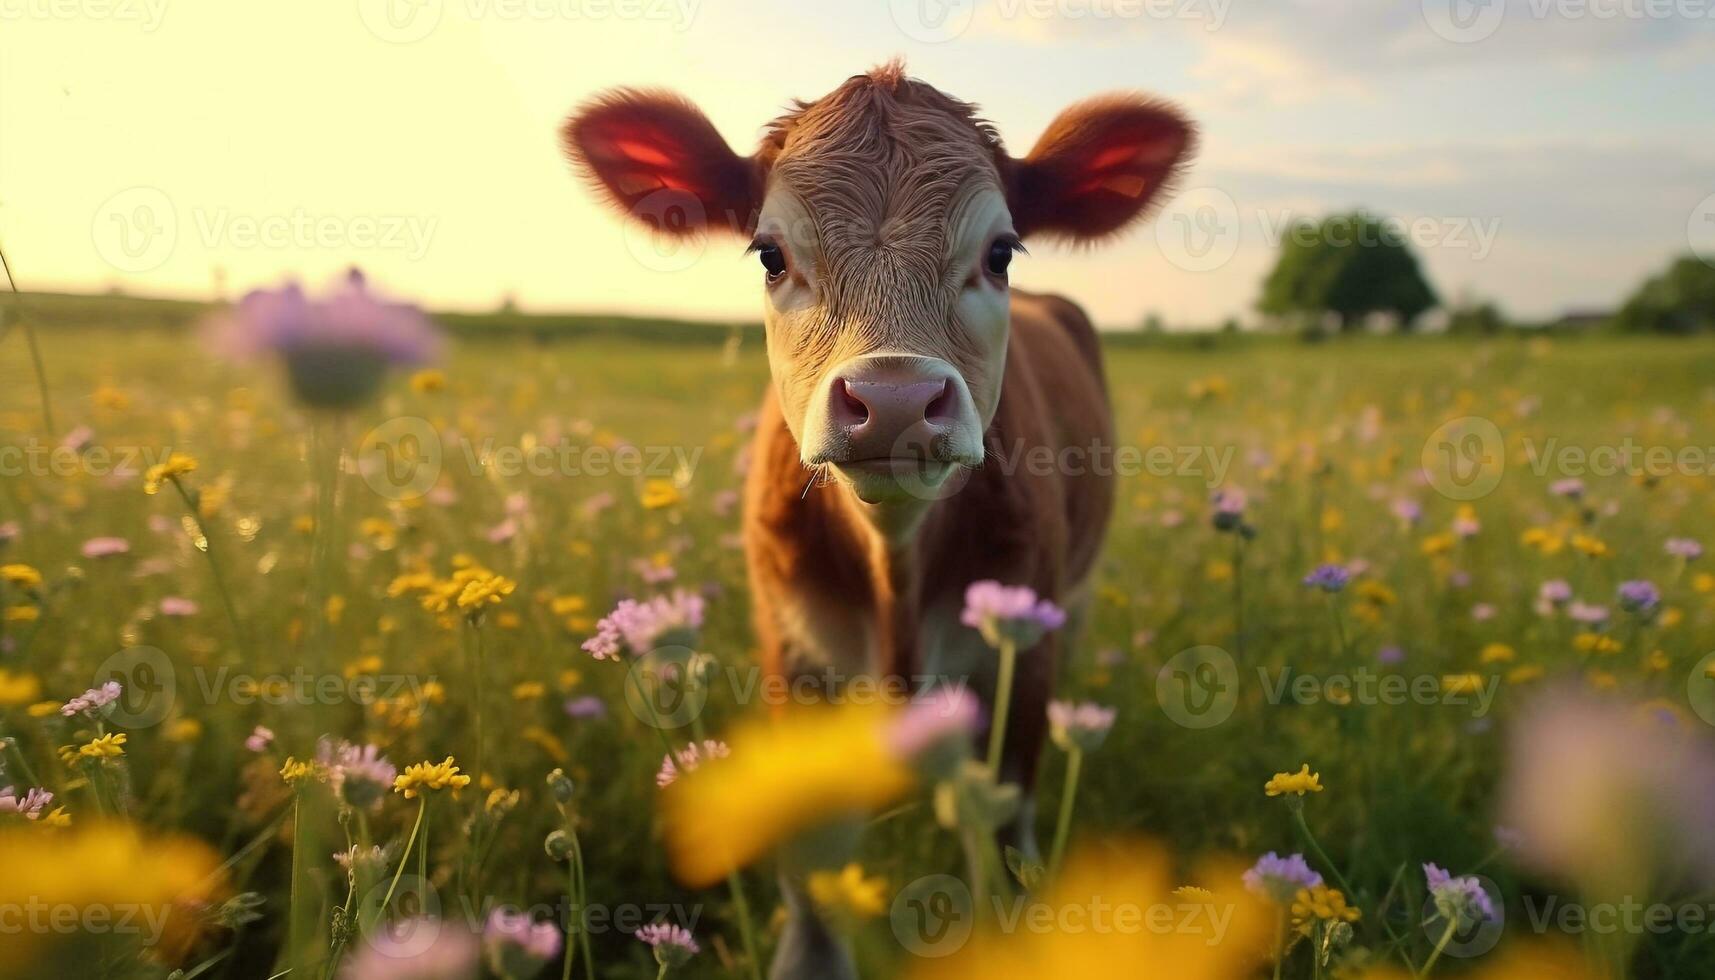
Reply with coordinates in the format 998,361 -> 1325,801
888,686 -> 981,760
483,908 -> 562,977
583,590 -> 705,660
1617,580 -> 1662,617
564,695 -> 607,720
1567,601 -> 1609,626
1549,478 -> 1586,500
1424,863 -> 1496,926
210,270 -> 439,409
81,536 -> 131,559
338,920 -> 478,979
1243,852 -> 1323,903
1665,538 -> 1703,561
1302,564 -> 1351,593
1391,498 -> 1422,525
160,596 -> 199,617
245,726 -> 274,753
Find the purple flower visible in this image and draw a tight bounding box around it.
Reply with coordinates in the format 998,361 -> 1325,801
1376,645 -> 1406,665
1666,538 -> 1704,561
635,923 -> 699,968
210,270 -> 439,409
80,536 -> 131,559
1424,863 -> 1496,927
1618,580 -> 1661,617
960,581 -> 1066,648
1538,579 -> 1573,606
1501,689 -> 1715,891
564,695 -> 607,720
582,590 -> 705,660
338,919 -> 478,979
1242,852 -> 1323,903
1391,498 -> 1423,526
483,908 -> 562,977
317,738 -> 397,810
0,785 -> 55,820
1210,487 -> 1248,532
1549,478 -> 1586,500
1302,564 -> 1351,593
61,681 -> 122,717
1047,700 -> 1117,752
246,726 -> 275,752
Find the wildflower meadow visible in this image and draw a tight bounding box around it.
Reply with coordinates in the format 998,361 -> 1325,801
3,291 -> 1715,980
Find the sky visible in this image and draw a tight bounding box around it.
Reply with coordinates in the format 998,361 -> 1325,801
2,0 -> 1713,328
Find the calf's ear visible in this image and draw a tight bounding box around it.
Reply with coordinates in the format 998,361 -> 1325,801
1008,95 -> 1195,243
562,89 -> 759,237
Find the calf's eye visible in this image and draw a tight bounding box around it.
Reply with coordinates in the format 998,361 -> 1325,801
756,243 -> 787,281
985,239 -> 1017,278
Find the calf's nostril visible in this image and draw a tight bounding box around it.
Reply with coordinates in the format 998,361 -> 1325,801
924,379 -> 955,423
835,378 -> 870,425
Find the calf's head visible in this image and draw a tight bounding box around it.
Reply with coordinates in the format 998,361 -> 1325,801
564,63 -> 1192,505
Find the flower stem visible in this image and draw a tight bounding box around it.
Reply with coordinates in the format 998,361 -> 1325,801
380,799 -> 426,913
1418,917 -> 1459,978
985,639 -> 1018,774
171,479 -> 247,662
569,830 -> 596,980
1046,747 -> 1083,879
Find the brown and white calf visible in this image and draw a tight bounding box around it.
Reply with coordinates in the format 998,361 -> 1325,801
564,63 -> 1192,978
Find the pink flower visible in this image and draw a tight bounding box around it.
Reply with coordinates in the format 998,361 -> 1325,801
583,590 -> 705,660
338,920 -> 479,980
81,536 -> 131,558
960,581 -> 1065,648
62,681 -> 122,717
887,687 -> 981,759
160,597 -> 199,617
245,726 -> 275,753
656,740 -> 730,788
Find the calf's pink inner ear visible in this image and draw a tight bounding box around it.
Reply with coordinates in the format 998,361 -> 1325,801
562,89 -> 758,238
1008,95 -> 1196,244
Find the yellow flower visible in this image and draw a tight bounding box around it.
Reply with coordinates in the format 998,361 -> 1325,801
91,383 -> 131,411
512,681 -> 546,701
1479,643 -> 1516,665
3,605 -> 39,623
166,718 -> 203,743
457,572 -> 516,614
1173,885 -> 1215,901
640,478 -> 682,510
1520,527 -> 1567,555
0,669 -> 42,707
1643,650 -> 1671,673
521,725 -> 568,763
808,863 -> 888,920
1507,664 -> 1546,684
1264,764 -> 1323,797
1694,572 -> 1715,595
663,703 -> 917,888
905,844 -> 1270,980
78,733 -> 128,759
27,701 -> 62,719
1355,581 -> 1396,607
1420,533 -> 1456,557
1290,884 -> 1360,936
387,570 -> 439,597
279,757 -> 321,785
1570,533 -> 1609,558
41,806 -> 71,828
0,822 -> 224,971
1574,632 -> 1622,655
549,594 -> 587,617
394,757 -> 472,799
0,564 -> 42,588
142,452 -> 199,495
409,369 -> 446,393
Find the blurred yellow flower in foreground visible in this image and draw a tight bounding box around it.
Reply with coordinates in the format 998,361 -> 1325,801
0,822 -> 224,972
662,703 -> 915,888
142,453 -> 198,495
908,844 -> 1270,980
1264,764 -> 1323,797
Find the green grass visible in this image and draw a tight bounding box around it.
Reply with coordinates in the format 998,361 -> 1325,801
1,297 -> 1713,979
